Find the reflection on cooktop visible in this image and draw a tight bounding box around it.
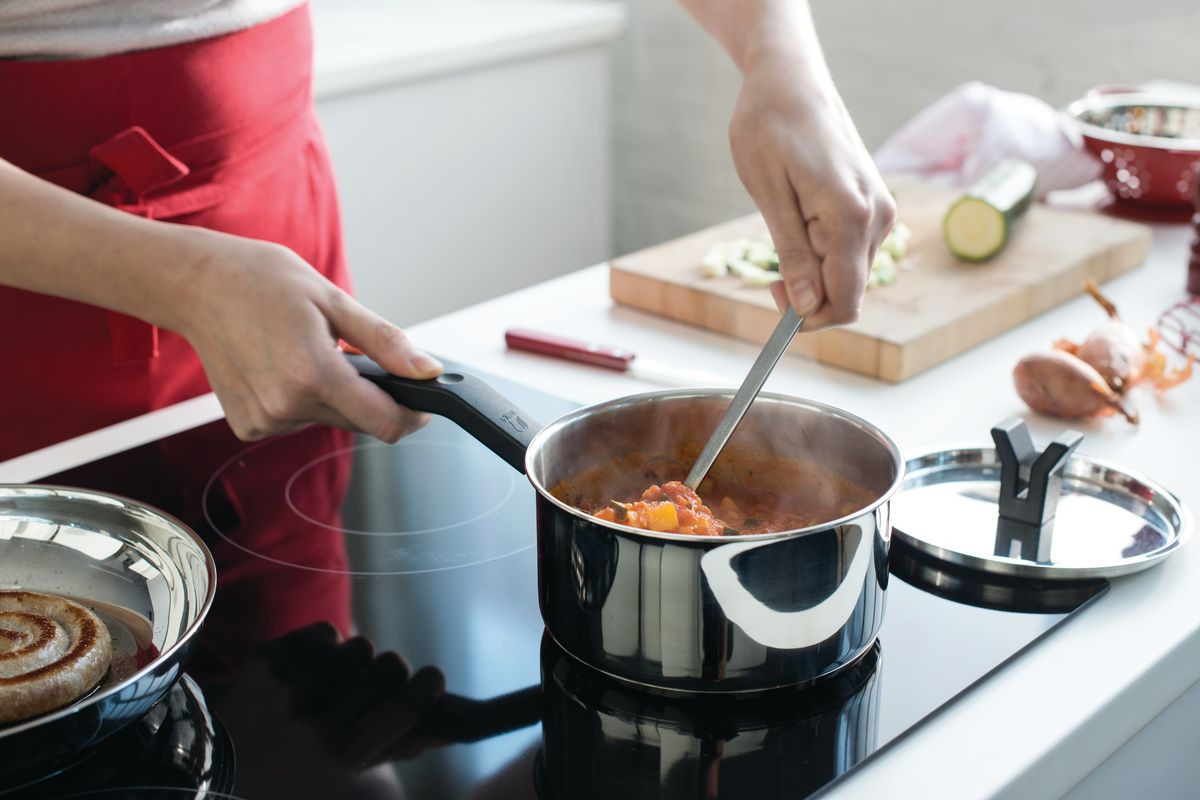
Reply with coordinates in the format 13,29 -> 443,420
20,364 -> 1108,799
50,792 -> 244,799
1,675 -> 234,799
204,434 -> 527,575
539,634 -> 881,799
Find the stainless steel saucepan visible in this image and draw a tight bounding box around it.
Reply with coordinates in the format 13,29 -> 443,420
352,356 -> 904,693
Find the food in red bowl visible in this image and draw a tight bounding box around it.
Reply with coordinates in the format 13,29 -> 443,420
1064,90 -> 1200,220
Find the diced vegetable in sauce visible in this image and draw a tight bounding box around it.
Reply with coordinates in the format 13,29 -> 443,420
591,479 -> 830,535
593,482 -> 728,535
552,447 -> 875,536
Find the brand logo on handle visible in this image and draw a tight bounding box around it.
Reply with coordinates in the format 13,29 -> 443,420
501,410 -> 528,433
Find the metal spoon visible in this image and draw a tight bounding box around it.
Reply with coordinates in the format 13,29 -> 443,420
683,306 -> 805,490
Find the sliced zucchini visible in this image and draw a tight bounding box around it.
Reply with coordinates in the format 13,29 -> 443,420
727,259 -> 777,286
943,159 -> 1036,262
868,250 -> 898,287
700,249 -> 730,278
880,221 -> 911,261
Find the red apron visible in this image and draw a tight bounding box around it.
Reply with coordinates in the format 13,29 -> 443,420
0,4 -> 355,667
0,2 -> 350,460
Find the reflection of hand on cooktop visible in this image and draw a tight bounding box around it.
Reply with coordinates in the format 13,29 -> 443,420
210,622 -> 446,798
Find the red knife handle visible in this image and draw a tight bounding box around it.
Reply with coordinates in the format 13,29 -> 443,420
505,328 -> 635,371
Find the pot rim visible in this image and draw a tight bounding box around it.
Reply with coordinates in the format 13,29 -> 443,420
523,388 -> 905,543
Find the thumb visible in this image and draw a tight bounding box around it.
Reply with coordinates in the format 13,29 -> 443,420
774,231 -> 823,320
756,189 -> 823,319
327,292 -> 442,379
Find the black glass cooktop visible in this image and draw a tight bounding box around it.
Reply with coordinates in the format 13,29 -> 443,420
3,367 -> 1108,799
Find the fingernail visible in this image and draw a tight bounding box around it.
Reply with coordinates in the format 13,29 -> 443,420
788,279 -> 818,315
411,351 -> 443,375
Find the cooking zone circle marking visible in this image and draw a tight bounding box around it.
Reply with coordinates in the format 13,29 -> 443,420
56,791 -> 247,799
284,440 -> 517,536
202,435 -> 530,576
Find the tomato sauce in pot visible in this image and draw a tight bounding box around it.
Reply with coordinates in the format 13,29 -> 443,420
550,446 -> 875,536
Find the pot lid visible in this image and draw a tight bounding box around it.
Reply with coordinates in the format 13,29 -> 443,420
892,418 -> 1192,581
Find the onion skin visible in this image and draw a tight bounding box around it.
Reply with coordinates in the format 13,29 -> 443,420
1063,279 -> 1194,394
1074,320 -> 1143,394
1013,351 -> 1138,425
1018,282 -> 1192,425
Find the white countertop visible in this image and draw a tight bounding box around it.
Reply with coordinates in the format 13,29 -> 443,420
4,220 -> 1197,798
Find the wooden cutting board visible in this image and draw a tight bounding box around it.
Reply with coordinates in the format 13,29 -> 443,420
609,175 -> 1153,382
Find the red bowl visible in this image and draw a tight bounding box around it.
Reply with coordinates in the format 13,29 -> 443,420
1064,90 -> 1200,220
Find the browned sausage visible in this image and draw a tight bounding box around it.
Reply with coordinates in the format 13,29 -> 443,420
0,590 -> 113,724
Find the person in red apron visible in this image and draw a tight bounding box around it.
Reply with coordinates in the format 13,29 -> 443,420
0,3 -> 438,462
0,0 -> 893,468
0,1 -> 893,788
0,0 -> 892,675
0,3 -> 414,681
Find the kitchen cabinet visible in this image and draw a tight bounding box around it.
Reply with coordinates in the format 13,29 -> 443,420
311,0 -> 626,327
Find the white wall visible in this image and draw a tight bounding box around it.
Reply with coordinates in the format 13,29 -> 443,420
312,1 -> 623,328
318,48 -> 612,327
609,0 -> 745,255
607,0 -> 1200,255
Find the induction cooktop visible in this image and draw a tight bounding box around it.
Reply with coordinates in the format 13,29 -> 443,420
3,365 -> 1108,799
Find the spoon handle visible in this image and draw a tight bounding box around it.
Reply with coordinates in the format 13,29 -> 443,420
683,306 -> 805,490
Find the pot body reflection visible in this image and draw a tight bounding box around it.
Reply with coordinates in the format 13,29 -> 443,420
528,392 -> 899,693
539,634 -> 881,800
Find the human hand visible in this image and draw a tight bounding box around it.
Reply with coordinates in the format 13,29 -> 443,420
176,232 -> 440,442
254,623 -> 447,764
728,41 -> 895,331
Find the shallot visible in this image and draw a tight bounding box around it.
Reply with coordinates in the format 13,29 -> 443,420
1014,281 -> 1192,425
1013,350 -> 1138,424
1054,280 -> 1193,394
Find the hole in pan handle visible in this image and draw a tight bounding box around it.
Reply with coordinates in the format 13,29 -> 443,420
347,353 -> 543,473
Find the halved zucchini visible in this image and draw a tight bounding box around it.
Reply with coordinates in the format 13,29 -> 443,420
943,160 -> 1036,262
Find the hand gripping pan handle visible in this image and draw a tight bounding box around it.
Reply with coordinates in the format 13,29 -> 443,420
347,353 -> 542,474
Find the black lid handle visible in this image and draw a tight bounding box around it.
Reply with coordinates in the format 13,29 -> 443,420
990,418 -> 1083,563
990,417 -> 1082,527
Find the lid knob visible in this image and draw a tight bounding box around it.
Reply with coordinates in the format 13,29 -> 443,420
990,418 -> 1083,562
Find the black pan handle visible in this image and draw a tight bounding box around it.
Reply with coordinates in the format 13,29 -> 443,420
347,353 -> 543,473
413,685 -> 542,743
